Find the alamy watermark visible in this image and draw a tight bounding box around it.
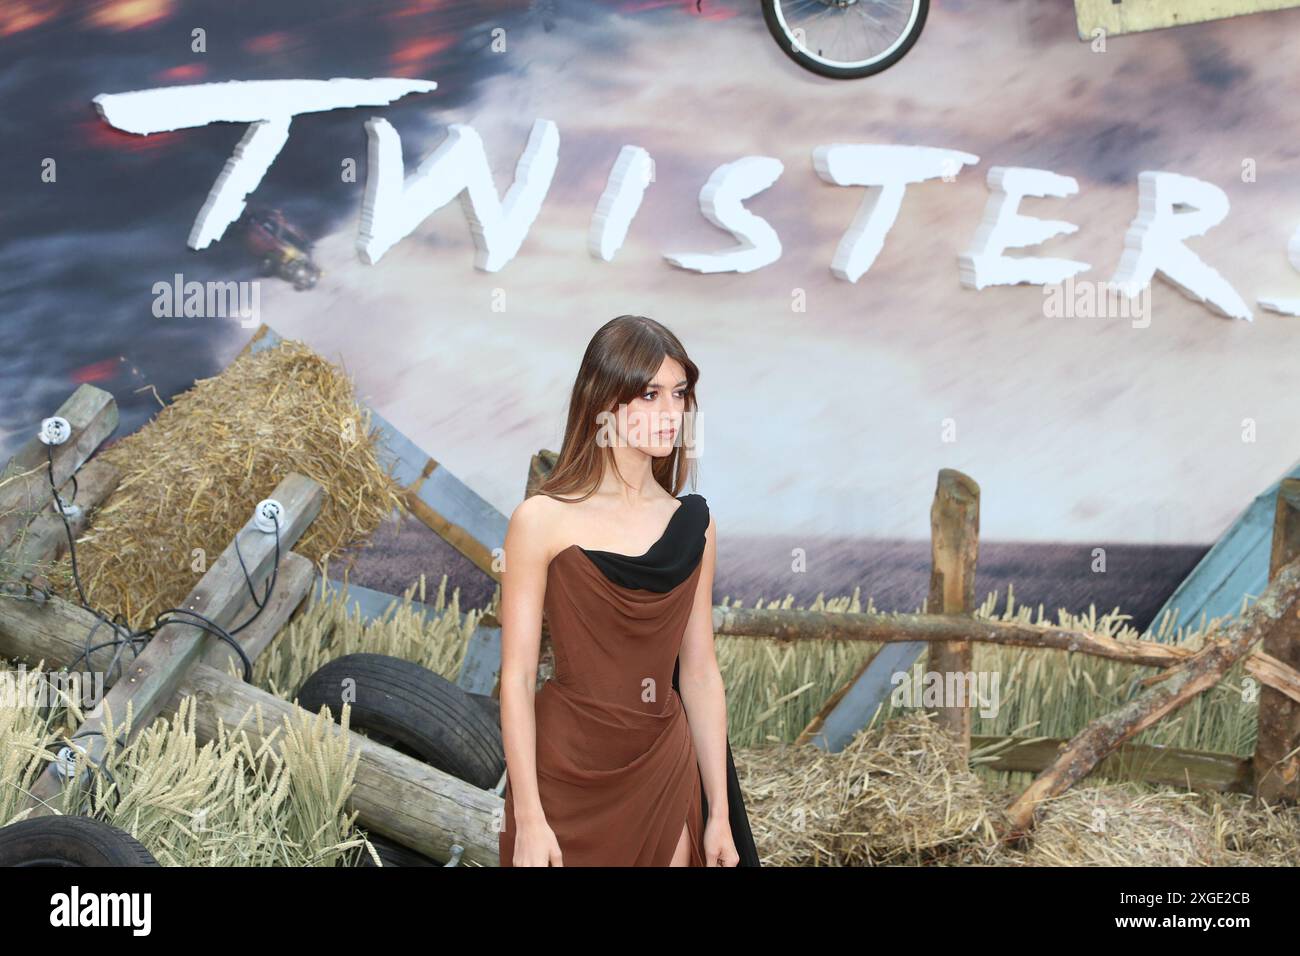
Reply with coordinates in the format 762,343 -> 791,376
891,669 -> 1000,718
0,665 -> 104,709
152,273 -> 260,328
594,407 -> 702,458
1042,276 -> 1152,328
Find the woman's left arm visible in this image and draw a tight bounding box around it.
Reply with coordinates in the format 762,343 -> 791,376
676,512 -> 729,824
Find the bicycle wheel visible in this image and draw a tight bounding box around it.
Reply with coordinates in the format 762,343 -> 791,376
762,0 -> 929,80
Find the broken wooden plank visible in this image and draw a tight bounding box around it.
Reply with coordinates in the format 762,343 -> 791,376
0,385 -> 118,554
1244,648 -> 1300,706
22,472 -> 325,815
199,551 -> 316,676
1074,0 -> 1300,39
301,576 -> 501,695
1149,460 -> 1300,637
0,590 -> 499,864
240,324 -> 508,582
0,459 -> 120,590
242,324 -> 509,693
972,734 -> 1252,794
1252,479 -> 1300,803
1002,557 -> 1300,839
795,641 -> 921,750
458,624 -> 502,697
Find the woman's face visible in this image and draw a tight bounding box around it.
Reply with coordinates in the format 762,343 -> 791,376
617,355 -> 687,455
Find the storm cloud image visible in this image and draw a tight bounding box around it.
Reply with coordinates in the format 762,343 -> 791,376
4,0 -> 1300,626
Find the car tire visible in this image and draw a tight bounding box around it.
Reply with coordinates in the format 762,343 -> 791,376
356,832 -> 440,867
295,653 -> 505,789
0,816 -> 159,867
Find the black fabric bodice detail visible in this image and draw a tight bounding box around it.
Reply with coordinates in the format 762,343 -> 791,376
578,493 -> 708,593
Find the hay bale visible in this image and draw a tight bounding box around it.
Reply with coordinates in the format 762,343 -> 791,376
1009,784 -> 1300,866
740,708 -> 1300,866
742,710 -> 1007,865
49,339 -> 404,628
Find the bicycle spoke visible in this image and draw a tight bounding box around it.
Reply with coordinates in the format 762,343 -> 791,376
776,0 -> 921,68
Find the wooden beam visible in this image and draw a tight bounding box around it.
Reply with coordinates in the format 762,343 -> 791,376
22,472 -> 325,816
487,601 -> 1300,704
199,551 -> 316,675
241,325 -> 511,693
1074,0 -> 1300,39
1252,479 -> 1300,803
1002,557 -> 1300,839
713,605 -> 1193,665
0,385 -> 117,553
241,325 -> 508,583
0,591 -> 499,864
972,735 -> 1252,794
169,664 -> 500,864
0,459 -> 120,590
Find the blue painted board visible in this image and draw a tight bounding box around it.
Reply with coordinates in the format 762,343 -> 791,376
242,325 -> 508,692
1149,461 -> 1300,639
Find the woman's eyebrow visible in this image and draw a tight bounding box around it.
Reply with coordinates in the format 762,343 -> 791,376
645,379 -> 688,388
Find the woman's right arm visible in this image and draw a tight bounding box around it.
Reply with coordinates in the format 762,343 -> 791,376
498,495 -> 564,866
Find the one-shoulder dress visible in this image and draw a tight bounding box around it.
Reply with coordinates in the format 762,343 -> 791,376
498,493 -> 760,867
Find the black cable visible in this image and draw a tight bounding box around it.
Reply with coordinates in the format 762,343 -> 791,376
43,440 -> 280,683
36,439 -> 285,805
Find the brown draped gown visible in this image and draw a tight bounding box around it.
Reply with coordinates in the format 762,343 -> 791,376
498,493 -> 759,867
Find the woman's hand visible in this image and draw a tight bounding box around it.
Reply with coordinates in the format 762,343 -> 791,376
703,815 -> 739,866
513,817 -> 564,866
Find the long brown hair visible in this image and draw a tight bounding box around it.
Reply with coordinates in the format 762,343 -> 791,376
538,315 -> 698,502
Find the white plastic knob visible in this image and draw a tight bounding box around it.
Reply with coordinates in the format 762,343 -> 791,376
253,498 -> 284,533
38,416 -> 71,445
52,743 -> 88,779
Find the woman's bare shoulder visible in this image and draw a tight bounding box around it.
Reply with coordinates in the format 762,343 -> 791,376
508,493 -> 584,548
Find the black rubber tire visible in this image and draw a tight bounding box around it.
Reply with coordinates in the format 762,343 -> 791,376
356,832 -> 440,867
468,690 -> 500,725
296,653 -> 504,789
762,0 -> 929,80
0,816 -> 159,867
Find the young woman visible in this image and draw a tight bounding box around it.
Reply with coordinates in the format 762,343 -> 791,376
497,315 -> 760,867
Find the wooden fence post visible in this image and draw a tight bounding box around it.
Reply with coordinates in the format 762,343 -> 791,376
924,468 -> 980,757
1252,478 -> 1300,804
